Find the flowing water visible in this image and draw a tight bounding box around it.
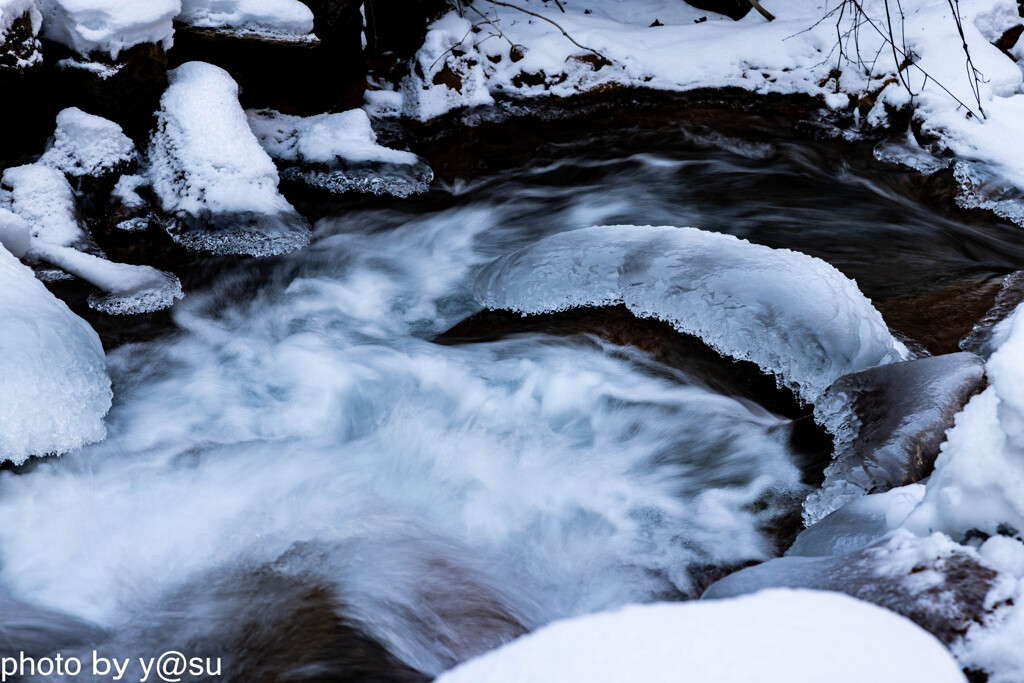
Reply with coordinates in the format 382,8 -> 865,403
3,99 -> 1024,680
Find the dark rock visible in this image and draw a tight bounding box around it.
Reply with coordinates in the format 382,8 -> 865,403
994,24 -> 1023,56
703,531 -> 999,646
805,352 -> 986,523
683,0 -> 752,21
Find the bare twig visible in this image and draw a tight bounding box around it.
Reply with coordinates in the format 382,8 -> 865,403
486,0 -> 607,58
748,0 -> 775,22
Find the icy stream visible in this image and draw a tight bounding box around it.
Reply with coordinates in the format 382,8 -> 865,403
3,114 -> 1024,680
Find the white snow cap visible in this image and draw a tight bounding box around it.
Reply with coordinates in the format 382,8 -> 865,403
437,589 -> 966,683
475,225 -> 909,404
2,163 -> 88,248
904,301 -> 1024,538
147,61 -> 308,255
178,0 -> 314,38
0,244 -> 112,464
37,0 -> 179,58
41,107 -> 136,178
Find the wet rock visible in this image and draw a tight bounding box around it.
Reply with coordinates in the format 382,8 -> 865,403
805,352 -> 986,525
0,595 -> 107,658
703,529 -> 999,646
960,270 -> 1024,358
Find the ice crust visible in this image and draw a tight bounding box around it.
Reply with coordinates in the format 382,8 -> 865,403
40,107 -> 135,178
437,589 -> 965,683
0,245 -> 112,464
178,0 -> 314,39
247,108 -> 433,198
37,0 -> 179,58
147,62 -> 309,256
474,225 -> 909,404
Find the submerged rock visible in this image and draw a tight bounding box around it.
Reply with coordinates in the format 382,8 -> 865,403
146,61 -> 310,256
703,530 -> 999,646
804,352 -> 987,525
247,107 -> 433,197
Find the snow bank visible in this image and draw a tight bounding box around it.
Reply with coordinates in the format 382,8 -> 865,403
40,107 -> 135,179
37,0 -> 179,58
247,108 -> 433,197
147,61 -> 309,256
0,245 -> 111,464
903,302 -> 1024,539
474,225 -> 909,404
437,589 -> 965,683
177,0 -> 314,41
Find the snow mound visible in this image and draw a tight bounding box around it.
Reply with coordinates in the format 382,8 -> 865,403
0,207 -> 31,257
2,163 -> 88,248
40,107 -> 135,179
247,108 -> 433,198
903,301 -> 1024,539
474,225 -> 909,404
437,588 -> 965,683
0,245 -> 112,464
147,61 -> 309,256
804,353 -> 986,526
177,0 -> 314,40
37,0 -> 179,58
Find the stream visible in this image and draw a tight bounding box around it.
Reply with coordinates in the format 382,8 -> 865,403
2,96 -> 1024,681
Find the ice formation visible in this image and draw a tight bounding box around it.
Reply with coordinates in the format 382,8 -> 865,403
177,0 -> 315,41
804,353 -> 986,525
903,301 -> 1024,539
36,0 -> 179,58
247,108 -> 433,198
474,225 -> 909,404
437,589 -> 966,683
0,245 -> 112,464
40,107 -> 136,179
147,61 -> 310,256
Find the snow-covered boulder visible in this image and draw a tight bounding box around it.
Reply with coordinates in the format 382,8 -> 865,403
474,225 -> 909,405
147,61 -> 310,256
246,108 -> 433,198
2,162 -> 90,250
0,244 -> 112,464
177,0 -> 315,42
0,0 -> 42,71
437,589 -> 966,683
804,352 -> 987,525
703,530 -> 997,647
40,107 -> 136,181
0,208 -> 31,257
37,0 -> 178,58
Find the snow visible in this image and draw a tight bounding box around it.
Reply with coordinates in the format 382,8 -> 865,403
2,163 -> 88,249
394,0 -> 1024,227
0,0 -> 38,40
30,241 -> 183,315
0,244 -> 112,465
40,107 -> 136,179
0,208 -> 31,258
177,0 -> 314,40
474,225 -> 909,404
246,108 -> 434,197
146,61 -> 309,256
37,0 -> 179,58
437,589 -> 965,683
903,301 -> 1024,539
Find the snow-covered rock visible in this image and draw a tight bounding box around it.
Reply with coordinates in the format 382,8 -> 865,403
40,107 -> 136,180
474,225 -> 909,405
804,353 -> 987,525
904,301 -> 1024,539
0,0 -> 42,71
2,163 -> 89,249
437,589 -> 966,683
0,244 -> 112,464
37,0 -> 179,58
147,61 -> 310,256
246,108 -> 433,198
0,207 -> 31,257
704,530 -> 997,647
177,0 -> 315,42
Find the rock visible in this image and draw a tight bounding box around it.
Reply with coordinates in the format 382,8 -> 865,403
703,530 -> 999,646
0,4 -> 43,73
683,0 -> 753,21
960,270 -> 1024,358
804,352 -> 987,525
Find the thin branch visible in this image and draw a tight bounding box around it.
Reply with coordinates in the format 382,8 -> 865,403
486,0 -> 607,58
